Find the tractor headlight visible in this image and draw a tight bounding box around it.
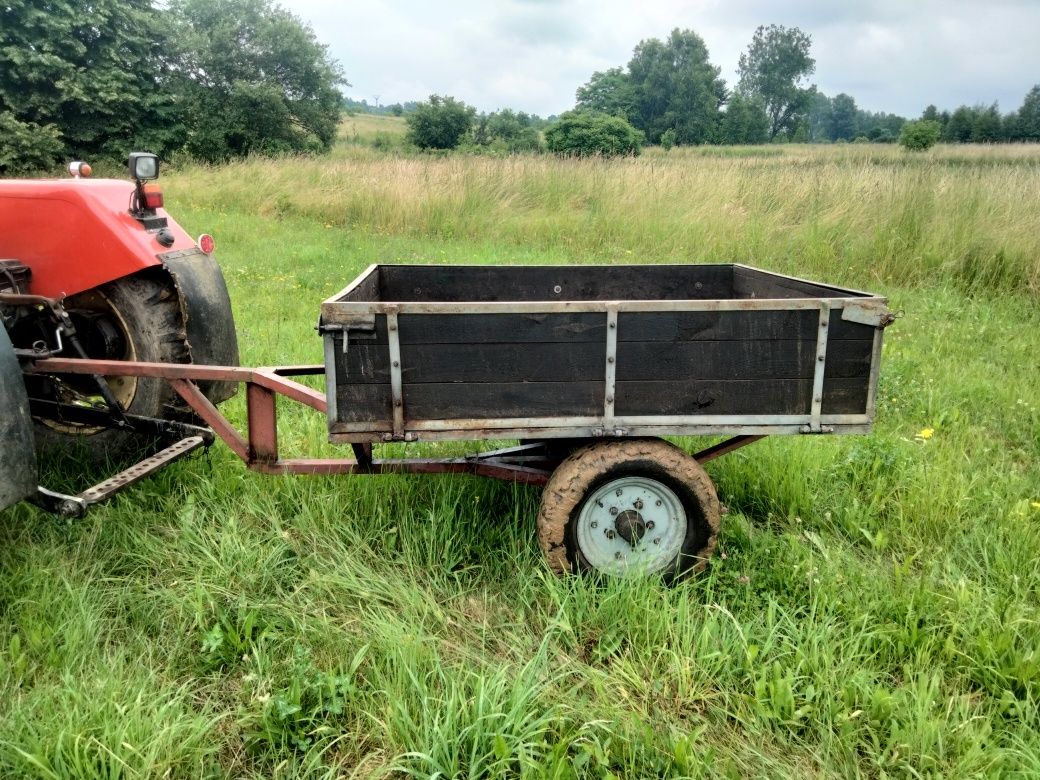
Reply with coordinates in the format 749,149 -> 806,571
128,152 -> 159,182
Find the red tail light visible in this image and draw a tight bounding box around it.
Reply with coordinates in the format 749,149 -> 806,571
142,184 -> 164,210
198,234 -> 215,254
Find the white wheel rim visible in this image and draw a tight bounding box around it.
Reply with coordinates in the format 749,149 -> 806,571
575,476 -> 687,576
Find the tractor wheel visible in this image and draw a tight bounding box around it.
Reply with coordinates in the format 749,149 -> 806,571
31,272 -> 190,462
537,439 -> 720,583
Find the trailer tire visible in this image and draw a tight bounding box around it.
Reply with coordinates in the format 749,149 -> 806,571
32,272 -> 189,462
537,439 -> 720,583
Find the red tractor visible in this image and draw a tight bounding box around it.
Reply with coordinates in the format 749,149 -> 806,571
1,153 -> 238,513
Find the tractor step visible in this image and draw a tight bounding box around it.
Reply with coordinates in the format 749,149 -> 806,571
33,435 -> 208,518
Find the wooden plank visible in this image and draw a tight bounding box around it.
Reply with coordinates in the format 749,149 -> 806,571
338,266 -> 381,302
733,266 -> 864,300
334,376 -> 869,425
378,264 -> 734,302
340,342 -> 604,384
398,312 -> 606,344
613,378 -> 868,417
402,382 -> 603,419
335,336 -> 873,386
615,339 -> 872,381
336,383 -> 391,423
619,310 -> 819,341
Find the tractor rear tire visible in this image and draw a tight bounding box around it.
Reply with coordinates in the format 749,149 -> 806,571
32,273 -> 190,464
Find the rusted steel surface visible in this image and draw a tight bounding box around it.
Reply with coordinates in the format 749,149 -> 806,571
691,435 -> 766,464
168,377 -> 248,460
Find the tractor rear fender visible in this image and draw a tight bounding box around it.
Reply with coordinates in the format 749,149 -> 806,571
0,326 -> 37,512
160,249 -> 240,404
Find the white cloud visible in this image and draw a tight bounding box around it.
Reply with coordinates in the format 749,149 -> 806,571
280,0 -> 1040,117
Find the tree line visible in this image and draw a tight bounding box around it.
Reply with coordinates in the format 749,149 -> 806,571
0,0 -> 344,173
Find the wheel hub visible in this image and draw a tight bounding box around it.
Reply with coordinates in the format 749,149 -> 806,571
614,509 -> 646,545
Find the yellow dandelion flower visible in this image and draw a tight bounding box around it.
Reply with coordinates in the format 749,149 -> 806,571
1032,501 -> 1040,511
917,428 -> 934,440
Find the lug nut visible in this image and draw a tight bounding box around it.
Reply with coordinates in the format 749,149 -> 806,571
646,520 -> 655,530
615,552 -> 622,560
609,506 -> 619,516
605,529 -> 615,539
653,538 -> 661,545
591,521 -> 598,528
615,488 -> 623,497
633,499 -> 643,510
655,499 -> 662,507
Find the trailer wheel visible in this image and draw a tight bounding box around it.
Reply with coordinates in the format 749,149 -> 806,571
31,273 -> 189,461
537,439 -> 720,583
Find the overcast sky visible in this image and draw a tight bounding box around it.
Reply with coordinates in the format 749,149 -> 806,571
278,0 -> 1040,118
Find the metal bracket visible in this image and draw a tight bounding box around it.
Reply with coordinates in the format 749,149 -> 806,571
386,311 -> 405,438
841,301 -> 895,328
808,303 -> 829,433
603,305 -> 618,424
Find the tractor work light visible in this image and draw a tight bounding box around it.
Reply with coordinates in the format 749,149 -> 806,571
128,152 -> 159,181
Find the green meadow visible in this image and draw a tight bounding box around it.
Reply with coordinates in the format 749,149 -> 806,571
1,139 -> 1039,778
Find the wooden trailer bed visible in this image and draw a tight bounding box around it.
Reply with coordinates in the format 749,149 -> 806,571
319,264 -> 893,444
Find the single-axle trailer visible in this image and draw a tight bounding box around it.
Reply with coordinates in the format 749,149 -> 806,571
4,259 -> 893,582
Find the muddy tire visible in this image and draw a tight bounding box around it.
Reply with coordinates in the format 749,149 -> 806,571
32,272 -> 189,463
537,438 -> 720,583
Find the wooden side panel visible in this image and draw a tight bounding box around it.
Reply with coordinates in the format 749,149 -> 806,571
329,301 -> 882,429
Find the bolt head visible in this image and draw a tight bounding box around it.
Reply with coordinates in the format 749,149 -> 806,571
591,521 -> 598,528
653,538 -> 660,545
633,499 -> 643,510
606,529 -> 615,539
615,551 -> 622,560
615,488 -> 623,497
609,506 -> 619,515
655,499 -> 662,507
646,520 -> 655,530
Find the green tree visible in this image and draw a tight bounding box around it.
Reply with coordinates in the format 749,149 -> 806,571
806,89 -> 832,142
575,67 -> 637,122
721,94 -> 769,144
736,24 -> 815,140
544,111 -> 643,157
899,119 -> 941,151
828,93 -> 858,141
0,0 -> 180,172
971,103 -> 1002,142
406,95 -> 475,150
470,109 -> 542,153
944,106 -> 976,142
625,29 -> 726,144
1016,85 -> 1040,141
170,0 -> 345,162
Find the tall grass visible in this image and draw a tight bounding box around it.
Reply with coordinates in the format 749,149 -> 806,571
2,143 -> 1039,777
166,143 -> 1040,296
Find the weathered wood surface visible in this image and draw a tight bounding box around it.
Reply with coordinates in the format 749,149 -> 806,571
326,265 -> 881,429
336,376 -> 870,421
379,265 -> 734,302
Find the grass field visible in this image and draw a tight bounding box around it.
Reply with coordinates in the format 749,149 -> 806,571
2,142 -> 1040,778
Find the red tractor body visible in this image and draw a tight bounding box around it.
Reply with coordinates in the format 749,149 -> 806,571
0,178 -> 198,298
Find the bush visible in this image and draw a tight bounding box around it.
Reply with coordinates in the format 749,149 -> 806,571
406,95 -> 475,150
660,128 -> 677,151
544,111 -> 643,157
899,119 -> 942,151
